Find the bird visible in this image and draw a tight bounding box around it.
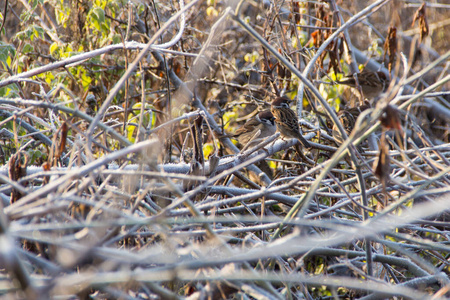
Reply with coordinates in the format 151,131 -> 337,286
337,70 -> 389,99
331,105 -> 369,145
271,96 -> 312,149
233,110 -> 276,146
331,109 -> 357,146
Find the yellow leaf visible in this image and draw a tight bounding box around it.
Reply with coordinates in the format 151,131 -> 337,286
50,42 -> 59,55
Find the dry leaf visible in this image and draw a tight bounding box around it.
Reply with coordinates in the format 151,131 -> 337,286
8,152 -> 28,204
383,26 -> 397,73
373,134 -> 390,194
380,105 -> 403,134
57,122 -> 68,159
412,3 -> 429,42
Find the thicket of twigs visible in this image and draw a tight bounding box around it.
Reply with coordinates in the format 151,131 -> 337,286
0,0 -> 449,299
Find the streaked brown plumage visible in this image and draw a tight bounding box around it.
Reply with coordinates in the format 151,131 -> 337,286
233,110 -> 276,146
271,96 -> 311,149
338,70 -> 389,99
331,104 -> 371,153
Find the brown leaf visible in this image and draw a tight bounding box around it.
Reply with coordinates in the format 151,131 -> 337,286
373,135 -> 390,189
267,57 -> 277,71
8,152 -> 28,204
184,115 -> 205,191
172,59 -> 182,77
277,63 -> 286,80
42,161 -> 51,185
292,0 -> 300,25
380,105 -> 403,134
412,3 -> 429,42
313,5 -> 326,50
327,39 -> 343,74
57,122 -> 68,159
193,115 -> 204,165
383,26 -> 397,73
42,161 -> 51,172
315,5 -> 325,27
310,30 -> 319,48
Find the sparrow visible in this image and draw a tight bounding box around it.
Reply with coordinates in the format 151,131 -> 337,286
331,104 -> 370,152
233,110 -> 276,146
331,109 -> 357,146
337,70 -> 389,99
271,96 -> 312,149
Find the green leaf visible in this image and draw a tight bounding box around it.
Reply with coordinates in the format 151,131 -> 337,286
0,43 -> 16,68
33,26 -> 45,39
22,43 -> 34,54
112,34 -> 121,44
90,7 -> 106,31
0,86 -> 20,98
81,71 -> 93,89
126,103 -> 157,142
44,72 -> 55,85
93,7 -> 105,23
